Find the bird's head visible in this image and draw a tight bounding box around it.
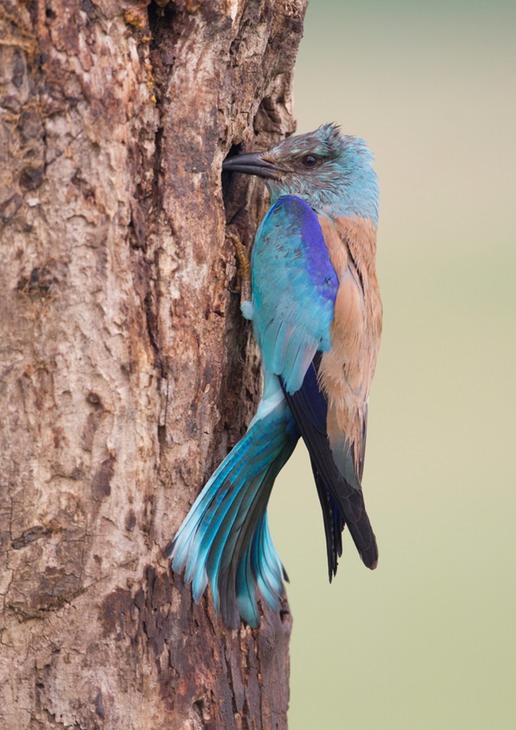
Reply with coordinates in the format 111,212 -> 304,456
223,123 -> 379,225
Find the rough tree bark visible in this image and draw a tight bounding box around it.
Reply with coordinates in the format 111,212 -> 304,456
0,0 -> 306,727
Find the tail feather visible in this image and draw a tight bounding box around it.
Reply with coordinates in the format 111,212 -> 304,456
168,391 -> 298,628
217,460 -> 286,627
226,456 -> 293,626
253,514 -> 285,600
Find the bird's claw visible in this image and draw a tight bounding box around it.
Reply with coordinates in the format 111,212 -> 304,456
226,228 -> 251,306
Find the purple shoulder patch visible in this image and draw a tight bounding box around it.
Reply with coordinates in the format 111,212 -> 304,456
274,195 -> 338,304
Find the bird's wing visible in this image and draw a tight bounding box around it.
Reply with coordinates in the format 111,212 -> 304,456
282,352 -> 378,572
252,201 -> 379,571
316,213 -> 382,486
251,194 -> 339,393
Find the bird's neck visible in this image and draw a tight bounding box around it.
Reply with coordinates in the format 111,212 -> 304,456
268,172 -> 379,226
324,172 -> 379,225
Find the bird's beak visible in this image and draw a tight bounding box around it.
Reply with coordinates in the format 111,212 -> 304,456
222,152 -> 283,179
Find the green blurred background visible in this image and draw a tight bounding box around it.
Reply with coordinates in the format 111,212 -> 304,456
268,1 -> 516,727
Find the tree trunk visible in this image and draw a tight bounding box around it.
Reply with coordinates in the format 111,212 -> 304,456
0,1 -> 306,727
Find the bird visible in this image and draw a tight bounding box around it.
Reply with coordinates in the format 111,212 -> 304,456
167,123 -> 382,629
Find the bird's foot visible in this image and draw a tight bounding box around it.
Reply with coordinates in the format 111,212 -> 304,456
226,228 -> 252,313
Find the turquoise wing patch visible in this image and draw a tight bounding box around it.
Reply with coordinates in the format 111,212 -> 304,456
251,195 -> 338,393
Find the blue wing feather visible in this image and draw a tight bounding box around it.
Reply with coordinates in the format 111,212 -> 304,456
251,195 -> 339,393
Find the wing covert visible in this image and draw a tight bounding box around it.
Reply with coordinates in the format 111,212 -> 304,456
251,195 -> 338,394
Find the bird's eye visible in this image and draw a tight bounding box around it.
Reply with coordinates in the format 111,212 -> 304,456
301,154 -> 319,168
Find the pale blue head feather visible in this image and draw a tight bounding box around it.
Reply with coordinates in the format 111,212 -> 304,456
261,123 -> 379,225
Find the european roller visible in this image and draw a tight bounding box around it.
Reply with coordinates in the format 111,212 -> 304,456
167,124 -> 382,629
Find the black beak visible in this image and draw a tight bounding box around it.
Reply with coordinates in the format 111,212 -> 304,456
222,152 -> 283,179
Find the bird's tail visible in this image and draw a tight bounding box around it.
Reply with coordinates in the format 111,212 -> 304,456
167,390 -> 298,629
